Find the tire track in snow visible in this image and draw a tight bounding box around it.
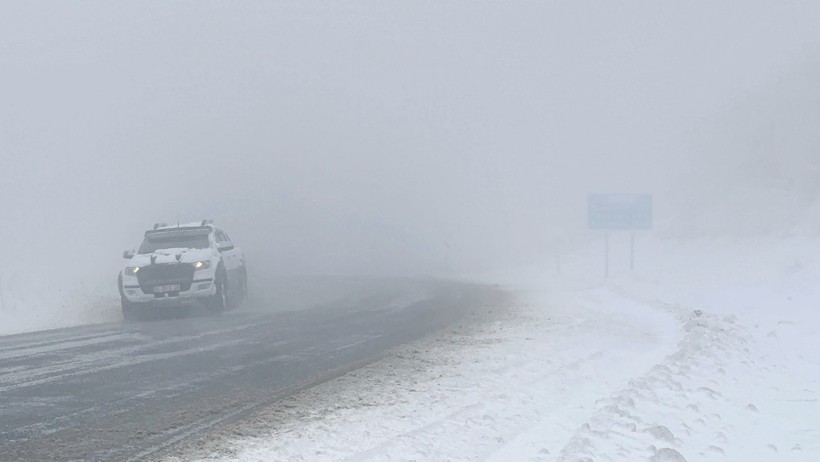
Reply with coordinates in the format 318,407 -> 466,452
0,322 -> 277,392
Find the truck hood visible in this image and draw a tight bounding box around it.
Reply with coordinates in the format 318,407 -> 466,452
127,248 -> 216,267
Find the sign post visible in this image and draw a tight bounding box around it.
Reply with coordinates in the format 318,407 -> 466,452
588,194 -> 653,276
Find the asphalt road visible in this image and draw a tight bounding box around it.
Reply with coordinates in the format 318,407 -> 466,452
0,279 -> 495,461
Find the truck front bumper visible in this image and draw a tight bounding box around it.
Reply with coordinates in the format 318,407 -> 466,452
121,278 -> 216,306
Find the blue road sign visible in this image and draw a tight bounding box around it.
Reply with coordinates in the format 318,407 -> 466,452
588,194 -> 653,230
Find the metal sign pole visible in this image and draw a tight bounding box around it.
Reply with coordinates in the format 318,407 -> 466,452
588,194 -> 652,278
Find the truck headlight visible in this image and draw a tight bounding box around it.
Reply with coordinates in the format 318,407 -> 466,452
125,266 -> 140,275
193,261 -> 212,270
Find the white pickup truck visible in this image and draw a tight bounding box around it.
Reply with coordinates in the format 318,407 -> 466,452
118,220 -> 247,320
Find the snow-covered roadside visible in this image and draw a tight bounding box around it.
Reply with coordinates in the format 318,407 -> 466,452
164,237 -> 820,462
608,259 -> 820,459
542,287 -> 816,461
0,276 -> 120,336
489,236 -> 820,461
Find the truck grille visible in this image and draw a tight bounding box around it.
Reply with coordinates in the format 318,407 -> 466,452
136,263 -> 195,295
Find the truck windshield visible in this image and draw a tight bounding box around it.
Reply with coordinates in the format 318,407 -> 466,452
138,230 -> 211,254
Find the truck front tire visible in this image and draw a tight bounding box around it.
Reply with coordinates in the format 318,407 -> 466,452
208,272 -> 227,314
121,298 -> 141,321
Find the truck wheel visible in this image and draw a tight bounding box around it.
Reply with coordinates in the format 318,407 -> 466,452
209,275 -> 227,314
237,268 -> 248,305
119,273 -> 140,321
122,299 -> 140,321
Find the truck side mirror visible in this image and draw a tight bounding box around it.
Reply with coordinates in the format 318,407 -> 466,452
123,249 -> 135,259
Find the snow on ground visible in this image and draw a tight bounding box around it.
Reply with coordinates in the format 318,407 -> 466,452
165,236 -> 820,462
0,276 -> 120,336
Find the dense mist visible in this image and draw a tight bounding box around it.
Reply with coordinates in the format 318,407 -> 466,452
2,2 -> 820,318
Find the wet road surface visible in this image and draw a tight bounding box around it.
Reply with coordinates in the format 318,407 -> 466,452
0,280 -> 494,461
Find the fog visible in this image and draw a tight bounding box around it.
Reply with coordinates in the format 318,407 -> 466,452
2,2 -> 820,312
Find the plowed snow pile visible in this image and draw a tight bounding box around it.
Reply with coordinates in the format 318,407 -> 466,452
170,237 -> 820,461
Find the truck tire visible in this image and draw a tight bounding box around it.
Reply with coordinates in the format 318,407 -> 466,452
208,270 -> 227,314
121,298 -> 140,321
118,273 -> 140,321
236,267 -> 248,306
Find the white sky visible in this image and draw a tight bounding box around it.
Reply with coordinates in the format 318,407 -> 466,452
1,1 -> 819,279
